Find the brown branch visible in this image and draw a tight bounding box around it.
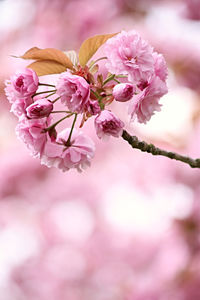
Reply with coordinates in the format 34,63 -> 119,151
122,130 -> 200,169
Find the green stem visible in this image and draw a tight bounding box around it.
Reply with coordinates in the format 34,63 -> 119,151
116,75 -> 128,78
33,90 -> 56,97
51,110 -> 71,114
103,74 -> 115,86
51,96 -> 60,103
91,89 -> 101,100
89,56 -> 107,69
39,83 -> 56,88
66,113 -> 78,146
44,113 -> 74,132
122,130 -> 200,169
45,91 -> 56,98
113,78 -> 121,84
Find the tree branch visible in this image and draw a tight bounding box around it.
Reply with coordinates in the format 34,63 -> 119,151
122,130 -> 200,169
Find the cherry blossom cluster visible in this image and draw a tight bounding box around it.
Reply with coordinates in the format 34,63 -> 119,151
5,30 -> 168,172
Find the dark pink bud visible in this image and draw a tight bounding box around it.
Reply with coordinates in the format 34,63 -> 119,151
85,100 -> 101,115
26,98 -> 53,119
95,110 -> 124,139
113,83 -> 135,102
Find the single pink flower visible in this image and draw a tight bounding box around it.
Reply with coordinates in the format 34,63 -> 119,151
56,72 -> 90,113
10,97 -> 33,119
26,98 -> 53,119
6,68 -> 39,99
95,110 -> 124,139
113,83 -> 135,102
128,51 -> 168,124
104,30 -> 155,83
129,76 -> 168,123
16,118 -> 49,158
41,128 -> 95,172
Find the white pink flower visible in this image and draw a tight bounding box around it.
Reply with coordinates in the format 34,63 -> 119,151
104,30 -> 155,83
113,83 -> 135,102
16,118 -> 49,158
128,51 -> 168,124
26,98 -> 53,119
41,128 -> 95,172
56,72 -> 90,113
153,52 -> 168,82
95,110 -> 124,139
10,97 -> 33,119
6,68 -> 39,99
128,76 -> 168,124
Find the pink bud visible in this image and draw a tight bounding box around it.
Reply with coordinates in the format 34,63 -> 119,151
113,83 -> 135,102
95,110 -> 124,139
85,100 -> 101,115
26,98 -> 53,119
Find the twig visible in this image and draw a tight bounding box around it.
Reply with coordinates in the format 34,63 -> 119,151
122,130 -> 200,169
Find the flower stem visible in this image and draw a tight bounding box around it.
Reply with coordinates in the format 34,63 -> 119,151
89,56 -> 107,69
44,113 -> 74,132
116,75 -> 128,78
45,92 -> 56,98
113,78 -> 121,84
51,96 -> 60,103
51,110 -> 72,114
103,74 -> 115,86
91,89 -> 101,100
39,83 -> 56,88
33,90 -> 56,97
66,113 -> 78,146
122,130 -> 200,169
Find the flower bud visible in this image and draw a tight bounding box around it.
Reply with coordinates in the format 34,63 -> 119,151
95,110 -> 124,139
85,100 -> 101,115
113,83 -> 135,102
26,98 -> 53,119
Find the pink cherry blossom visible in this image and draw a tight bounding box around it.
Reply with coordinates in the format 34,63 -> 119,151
26,98 -> 53,119
104,30 -> 155,83
16,118 -> 49,158
113,83 -> 135,102
128,76 -> 168,123
5,68 -> 39,99
41,128 -> 95,172
153,52 -> 168,82
56,72 -> 90,113
10,97 -> 33,119
95,110 -> 124,139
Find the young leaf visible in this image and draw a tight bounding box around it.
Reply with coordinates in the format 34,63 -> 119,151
64,50 -> 78,68
79,33 -> 117,67
20,47 -> 41,58
21,48 -> 74,70
27,60 -> 66,76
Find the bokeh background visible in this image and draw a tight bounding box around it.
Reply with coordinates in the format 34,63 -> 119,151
1,0 -> 200,299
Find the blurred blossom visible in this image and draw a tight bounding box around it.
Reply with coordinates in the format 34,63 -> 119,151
1,0 -> 200,299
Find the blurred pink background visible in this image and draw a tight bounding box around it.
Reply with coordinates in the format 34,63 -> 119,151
1,0 -> 200,299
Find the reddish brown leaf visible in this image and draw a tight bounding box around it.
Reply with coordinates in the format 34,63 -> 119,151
21,47 -> 41,58
21,48 -> 74,70
79,33 -> 117,67
27,60 -> 67,76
